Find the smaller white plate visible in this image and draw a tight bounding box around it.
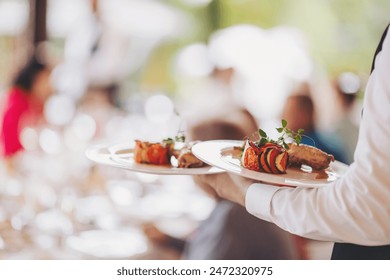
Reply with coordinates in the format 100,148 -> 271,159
85,143 -> 224,175
192,140 -> 349,187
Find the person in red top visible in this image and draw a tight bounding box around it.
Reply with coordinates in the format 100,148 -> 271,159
0,56 -> 52,157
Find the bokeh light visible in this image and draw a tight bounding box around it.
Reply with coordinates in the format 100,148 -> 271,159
66,229 -> 147,258
20,127 -> 39,151
0,1 -> 28,35
44,94 -> 76,126
174,43 -> 213,78
338,72 -> 361,95
39,128 -> 62,155
2,0 -> 386,261
35,209 -> 73,235
144,94 -> 175,124
70,113 -> 97,141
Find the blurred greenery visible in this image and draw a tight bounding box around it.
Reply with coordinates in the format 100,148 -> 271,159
215,0 -> 390,75
0,0 -> 389,92
141,0 -> 390,92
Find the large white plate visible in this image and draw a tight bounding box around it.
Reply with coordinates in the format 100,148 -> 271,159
85,143 -> 224,175
192,140 -> 349,187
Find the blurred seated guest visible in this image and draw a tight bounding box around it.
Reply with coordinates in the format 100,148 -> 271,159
329,73 -> 361,164
145,108 -> 300,260
282,89 -> 348,164
0,56 -> 52,158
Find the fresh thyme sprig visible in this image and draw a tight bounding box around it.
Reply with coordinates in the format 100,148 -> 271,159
257,119 -> 304,149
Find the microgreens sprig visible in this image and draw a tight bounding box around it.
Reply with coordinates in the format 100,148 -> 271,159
175,133 -> 186,143
162,133 -> 186,146
257,119 -> 304,149
162,108 -> 186,145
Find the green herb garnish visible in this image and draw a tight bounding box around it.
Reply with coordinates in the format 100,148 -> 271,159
257,119 -> 304,149
175,134 -> 186,143
162,137 -> 175,145
163,133 -> 186,146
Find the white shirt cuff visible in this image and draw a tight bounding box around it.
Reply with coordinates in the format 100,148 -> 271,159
245,183 -> 279,222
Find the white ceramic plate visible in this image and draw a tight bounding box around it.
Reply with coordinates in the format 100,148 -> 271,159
85,143 -> 224,175
192,140 -> 349,187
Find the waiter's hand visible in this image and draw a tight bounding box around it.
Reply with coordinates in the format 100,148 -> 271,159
193,173 -> 256,207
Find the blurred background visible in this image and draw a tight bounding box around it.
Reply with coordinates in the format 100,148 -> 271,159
0,0 -> 389,260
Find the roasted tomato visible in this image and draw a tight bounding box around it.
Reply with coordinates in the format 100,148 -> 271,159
146,144 -> 171,165
241,140 -> 261,171
242,140 -> 288,174
134,140 -> 171,165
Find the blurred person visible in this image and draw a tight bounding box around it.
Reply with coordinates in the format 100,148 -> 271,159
195,24 -> 390,260
0,56 -> 52,158
206,25 -> 314,124
60,0 -> 170,107
60,0 -> 128,106
282,89 -> 348,163
177,66 -> 239,124
328,73 -> 362,164
144,108 -> 300,260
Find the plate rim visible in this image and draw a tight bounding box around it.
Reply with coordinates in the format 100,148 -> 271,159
191,139 -> 349,187
85,143 -> 224,175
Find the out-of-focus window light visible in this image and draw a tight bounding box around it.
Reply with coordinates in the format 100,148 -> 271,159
0,0 -> 28,35
174,43 -> 213,78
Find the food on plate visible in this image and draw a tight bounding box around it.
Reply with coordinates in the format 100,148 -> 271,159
287,143 -> 334,170
241,140 -> 289,174
241,119 -> 334,174
134,140 -> 173,165
176,142 -> 205,168
134,137 -> 205,168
